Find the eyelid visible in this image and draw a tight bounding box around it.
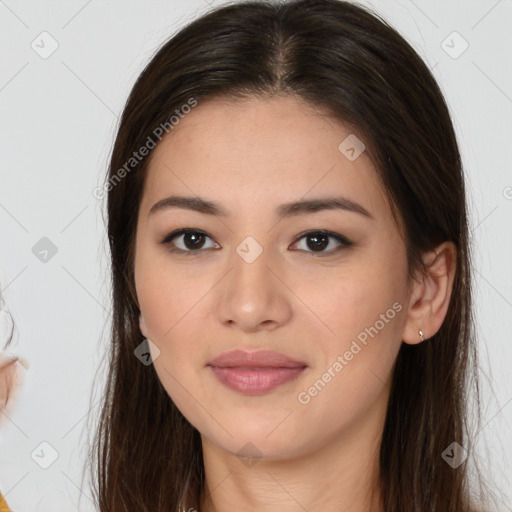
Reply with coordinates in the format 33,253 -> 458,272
159,228 -> 220,252
291,229 -> 352,248
290,230 -> 353,256
159,228 -> 210,245
159,228 -> 353,255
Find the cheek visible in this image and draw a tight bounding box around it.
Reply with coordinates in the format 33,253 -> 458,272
294,352 -> 395,453
135,243 -> 202,339
303,253 -> 407,397
294,278 -> 405,439
304,261 -> 406,344
134,252 -> 214,400
135,262 -> 206,415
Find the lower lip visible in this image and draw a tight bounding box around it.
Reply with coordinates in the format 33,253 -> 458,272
209,365 -> 307,395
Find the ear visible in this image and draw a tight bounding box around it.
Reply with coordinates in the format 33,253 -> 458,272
401,241 -> 457,344
139,314 -> 149,338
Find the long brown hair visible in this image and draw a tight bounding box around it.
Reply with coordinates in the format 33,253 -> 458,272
87,0 -> 493,510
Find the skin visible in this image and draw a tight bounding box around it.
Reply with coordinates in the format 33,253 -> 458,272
134,94 -> 457,512
0,354 -> 25,424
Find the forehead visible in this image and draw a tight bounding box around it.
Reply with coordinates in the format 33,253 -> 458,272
142,95 -> 391,222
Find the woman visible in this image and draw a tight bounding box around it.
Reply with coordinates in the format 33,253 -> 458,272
0,349 -> 16,512
0,298 -> 28,512
88,0 -> 497,510
0,352 -> 15,511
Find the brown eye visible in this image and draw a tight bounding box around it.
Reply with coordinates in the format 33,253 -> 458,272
291,230 -> 353,255
160,228 -> 353,256
160,229 -> 219,254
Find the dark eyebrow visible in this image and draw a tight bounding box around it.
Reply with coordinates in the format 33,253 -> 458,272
148,195 -> 373,219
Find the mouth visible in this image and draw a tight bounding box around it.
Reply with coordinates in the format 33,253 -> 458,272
207,348 -> 307,368
207,365 -> 307,396
206,349 -> 308,395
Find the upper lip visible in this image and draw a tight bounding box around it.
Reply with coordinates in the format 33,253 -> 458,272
207,349 -> 307,369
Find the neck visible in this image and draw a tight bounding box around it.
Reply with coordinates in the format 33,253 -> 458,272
196,390 -> 388,512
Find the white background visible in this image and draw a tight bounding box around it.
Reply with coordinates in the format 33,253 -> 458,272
0,0 -> 511,510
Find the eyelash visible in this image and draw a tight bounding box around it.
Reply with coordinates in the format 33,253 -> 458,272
159,228 -> 354,257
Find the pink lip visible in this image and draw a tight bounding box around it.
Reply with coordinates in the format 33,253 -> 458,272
207,349 -> 308,395
207,349 -> 307,368
209,366 -> 306,395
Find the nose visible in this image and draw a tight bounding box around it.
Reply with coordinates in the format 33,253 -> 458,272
215,244 -> 293,333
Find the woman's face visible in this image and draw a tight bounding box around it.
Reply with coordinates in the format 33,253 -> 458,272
134,95 -> 412,460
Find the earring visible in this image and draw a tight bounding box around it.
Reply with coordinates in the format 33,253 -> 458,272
418,329 -> 424,342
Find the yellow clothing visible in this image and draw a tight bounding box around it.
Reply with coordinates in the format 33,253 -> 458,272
0,490 -> 12,512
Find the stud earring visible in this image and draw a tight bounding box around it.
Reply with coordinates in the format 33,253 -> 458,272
419,329 -> 424,342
